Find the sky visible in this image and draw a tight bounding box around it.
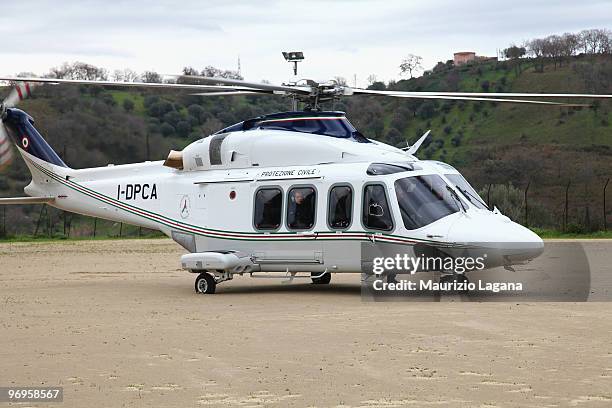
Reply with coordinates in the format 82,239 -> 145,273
0,0 -> 610,87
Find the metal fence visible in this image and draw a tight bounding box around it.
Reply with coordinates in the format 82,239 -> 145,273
483,178 -> 610,232
0,205 -> 160,239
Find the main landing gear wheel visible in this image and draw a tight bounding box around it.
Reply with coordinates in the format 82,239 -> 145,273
195,272 -> 216,294
386,273 -> 398,284
311,272 -> 331,284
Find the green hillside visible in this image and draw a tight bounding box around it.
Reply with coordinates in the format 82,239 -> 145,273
1,55 -> 611,237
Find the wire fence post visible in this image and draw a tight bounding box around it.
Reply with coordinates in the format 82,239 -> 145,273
93,218 -> 97,238
119,222 -> 123,237
564,181 -> 571,232
34,205 -> 45,236
1,206 -> 5,238
605,178 -> 610,231
65,213 -> 71,238
486,184 -> 492,208
47,209 -> 52,238
524,180 -> 531,226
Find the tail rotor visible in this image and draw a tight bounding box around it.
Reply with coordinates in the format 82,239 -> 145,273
0,82 -> 35,171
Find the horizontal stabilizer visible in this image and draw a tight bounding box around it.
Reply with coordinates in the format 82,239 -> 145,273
0,196 -> 55,205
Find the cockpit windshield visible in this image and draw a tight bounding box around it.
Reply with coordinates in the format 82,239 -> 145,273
394,175 -> 460,230
215,111 -> 372,143
258,117 -> 357,138
444,174 -> 489,210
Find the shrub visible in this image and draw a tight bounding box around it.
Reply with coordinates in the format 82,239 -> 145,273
122,98 -> 135,112
160,123 -> 175,137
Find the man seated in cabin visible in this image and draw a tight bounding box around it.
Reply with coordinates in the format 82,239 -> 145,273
288,190 -> 313,230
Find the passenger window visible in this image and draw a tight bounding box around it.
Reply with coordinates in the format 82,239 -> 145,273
254,188 -> 282,230
287,187 -> 316,230
362,184 -> 393,231
328,185 -> 352,229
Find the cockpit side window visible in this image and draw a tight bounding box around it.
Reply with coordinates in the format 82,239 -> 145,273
254,188 -> 283,230
328,185 -> 353,229
394,175 -> 459,230
362,184 -> 394,231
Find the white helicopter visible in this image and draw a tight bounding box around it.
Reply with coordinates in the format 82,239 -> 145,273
1,68 -> 611,294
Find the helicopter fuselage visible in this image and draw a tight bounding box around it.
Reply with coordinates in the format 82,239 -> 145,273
18,122 -> 543,277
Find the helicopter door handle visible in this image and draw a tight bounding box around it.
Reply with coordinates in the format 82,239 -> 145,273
368,232 -> 383,243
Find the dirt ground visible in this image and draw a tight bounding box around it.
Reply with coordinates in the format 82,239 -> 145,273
1,239 -> 611,407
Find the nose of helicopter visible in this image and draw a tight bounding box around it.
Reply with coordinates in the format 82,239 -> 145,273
446,212 -> 544,266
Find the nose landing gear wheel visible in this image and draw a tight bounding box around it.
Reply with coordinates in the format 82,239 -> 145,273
440,274 -> 469,284
311,272 -> 331,284
195,272 -> 216,294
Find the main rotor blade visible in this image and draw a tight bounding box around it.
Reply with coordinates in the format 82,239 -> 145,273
190,90 -> 269,96
167,74 -> 312,94
353,89 -> 590,106
0,76 -> 263,93
356,89 -> 612,99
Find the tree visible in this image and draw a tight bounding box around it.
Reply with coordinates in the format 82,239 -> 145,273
200,65 -> 242,80
187,104 -> 205,124
542,35 -> 564,69
160,123 -> 175,137
479,184 -> 523,222
560,33 -> 580,59
182,66 -> 199,76
48,61 -> 108,80
366,74 -> 377,86
142,71 -> 162,83
385,128 -> 403,146
527,38 -> 546,72
399,54 -> 423,78
333,76 -> 347,86
176,121 -> 191,138
504,45 -> 524,61
445,70 -> 460,91
503,44 -> 526,74
416,101 -> 436,119
112,68 -> 140,82
368,81 -> 386,91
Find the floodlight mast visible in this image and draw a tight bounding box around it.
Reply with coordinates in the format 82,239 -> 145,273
282,51 -> 304,110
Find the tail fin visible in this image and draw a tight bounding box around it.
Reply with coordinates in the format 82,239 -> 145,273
2,108 -> 67,167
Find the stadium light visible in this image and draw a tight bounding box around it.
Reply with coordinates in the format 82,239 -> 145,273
282,51 -> 304,76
